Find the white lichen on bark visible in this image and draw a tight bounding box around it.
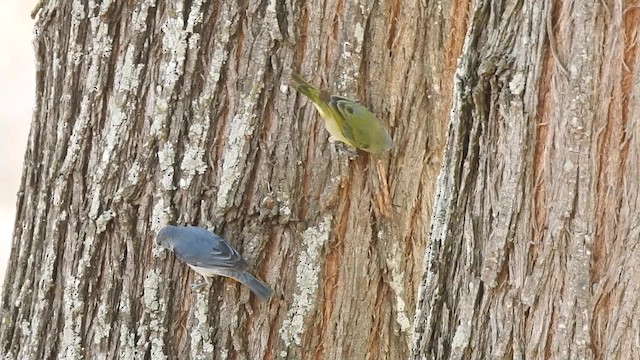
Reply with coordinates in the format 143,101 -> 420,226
51,0 -> 118,358
60,276 -> 84,359
158,2 -> 188,92
88,18 -> 143,215
190,292 -> 214,359
180,3 -> 234,189
132,0 -> 156,33
216,73 -> 264,211
337,1 -> 370,92
117,281 -> 136,359
92,301 -> 112,347
385,240 -> 412,344
152,144 -> 176,231
265,0 -> 282,41
152,197 -> 173,233
157,144 -> 176,191
149,0 -> 189,137
180,121 -> 209,189
139,269 -> 167,360
279,216 -> 331,352
95,209 -> 115,234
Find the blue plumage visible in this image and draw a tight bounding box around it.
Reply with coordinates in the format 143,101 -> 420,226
156,225 -> 273,301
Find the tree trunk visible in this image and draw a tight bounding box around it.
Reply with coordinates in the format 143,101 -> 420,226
412,0 -> 640,359
2,0 -> 637,360
1,1 -> 451,359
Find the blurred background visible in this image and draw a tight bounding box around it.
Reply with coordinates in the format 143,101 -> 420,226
0,2 -> 35,286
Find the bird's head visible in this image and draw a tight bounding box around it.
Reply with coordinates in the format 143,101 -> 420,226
155,225 -> 177,250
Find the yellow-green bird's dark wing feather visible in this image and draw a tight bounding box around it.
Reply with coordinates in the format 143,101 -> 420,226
330,96 -> 392,153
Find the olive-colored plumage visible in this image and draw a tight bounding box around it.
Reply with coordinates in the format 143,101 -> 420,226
291,73 -> 393,153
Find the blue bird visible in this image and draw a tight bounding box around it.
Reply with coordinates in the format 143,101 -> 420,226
156,225 -> 273,301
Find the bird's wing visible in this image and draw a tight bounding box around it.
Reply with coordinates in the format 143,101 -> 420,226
331,97 -> 376,150
172,230 -> 248,271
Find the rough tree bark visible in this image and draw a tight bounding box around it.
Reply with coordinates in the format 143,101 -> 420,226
2,0 -> 636,359
1,0 -> 452,359
413,0 -> 640,359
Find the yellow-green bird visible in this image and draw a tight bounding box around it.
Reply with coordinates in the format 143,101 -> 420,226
291,73 -> 393,154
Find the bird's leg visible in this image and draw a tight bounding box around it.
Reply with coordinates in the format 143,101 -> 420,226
331,139 -> 358,159
191,275 -> 211,291
191,282 -> 205,291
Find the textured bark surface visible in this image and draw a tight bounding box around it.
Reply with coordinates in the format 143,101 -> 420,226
0,0 -> 454,359
413,0 -> 640,359
4,0 -> 636,359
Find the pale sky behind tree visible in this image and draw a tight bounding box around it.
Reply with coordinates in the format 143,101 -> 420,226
0,1 -> 35,286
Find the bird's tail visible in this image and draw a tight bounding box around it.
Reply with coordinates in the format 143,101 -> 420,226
290,72 -> 323,103
223,270 -> 274,301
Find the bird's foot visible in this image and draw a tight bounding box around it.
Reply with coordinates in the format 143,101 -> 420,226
332,141 -> 358,159
191,277 -> 210,292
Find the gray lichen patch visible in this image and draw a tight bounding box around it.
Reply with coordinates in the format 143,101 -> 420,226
279,216 -> 332,352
